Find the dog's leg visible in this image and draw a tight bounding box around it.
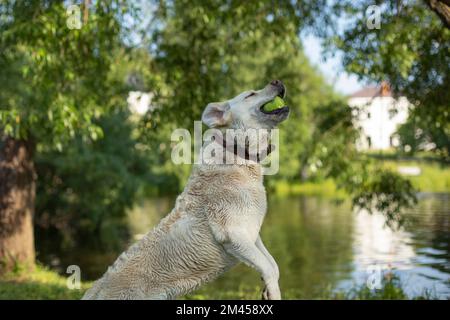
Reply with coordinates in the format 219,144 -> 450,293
255,235 -> 279,280
222,234 -> 281,300
254,235 -> 280,300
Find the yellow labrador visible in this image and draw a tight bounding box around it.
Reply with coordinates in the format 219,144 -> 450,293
83,80 -> 289,300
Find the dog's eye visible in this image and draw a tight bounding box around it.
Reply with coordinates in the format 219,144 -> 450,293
245,92 -> 256,99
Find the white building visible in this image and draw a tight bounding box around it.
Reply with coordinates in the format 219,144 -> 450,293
348,83 -> 410,151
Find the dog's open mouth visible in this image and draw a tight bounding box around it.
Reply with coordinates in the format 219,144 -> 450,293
260,96 -> 289,115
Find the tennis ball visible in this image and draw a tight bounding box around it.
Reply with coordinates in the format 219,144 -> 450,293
262,96 -> 285,112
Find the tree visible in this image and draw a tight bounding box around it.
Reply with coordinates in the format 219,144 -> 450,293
315,0 -> 450,159
35,110 -> 149,249
146,0 -> 338,185
146,0 -> 416,226
0,1 -> 137,273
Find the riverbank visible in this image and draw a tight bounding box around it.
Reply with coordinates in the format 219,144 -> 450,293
273,159 -> 450,197
0,266 -> 436,300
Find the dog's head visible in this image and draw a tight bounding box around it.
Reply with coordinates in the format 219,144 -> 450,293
202,80 -> 289,130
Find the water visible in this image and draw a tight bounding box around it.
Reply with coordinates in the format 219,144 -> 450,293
36,193 -> 450,299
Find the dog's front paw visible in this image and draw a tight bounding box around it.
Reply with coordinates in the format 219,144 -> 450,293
262,282 -> 281,300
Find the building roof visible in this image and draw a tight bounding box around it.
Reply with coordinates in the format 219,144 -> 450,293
349,82 -> 392,98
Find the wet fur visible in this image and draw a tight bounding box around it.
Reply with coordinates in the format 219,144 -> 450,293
83,81 -> 287,300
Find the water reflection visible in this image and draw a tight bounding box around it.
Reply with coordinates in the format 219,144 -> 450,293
35,193 -> 450,299
353,209 -> 415,269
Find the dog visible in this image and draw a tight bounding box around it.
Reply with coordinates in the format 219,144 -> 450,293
82,80 -> 289,300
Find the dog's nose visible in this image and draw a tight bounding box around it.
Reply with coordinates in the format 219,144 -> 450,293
270,80 -> 285,98
270,79 -> 282,86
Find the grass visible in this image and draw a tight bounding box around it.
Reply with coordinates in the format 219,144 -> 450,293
0,267 -> 436,300
332,276 -> 436,300
184,276 -> 437,300
273,179 -> 347,198
185,275 -> 436,300
273,159 -> 450,197
0,265 -> 90,300
379,160 -> 450,193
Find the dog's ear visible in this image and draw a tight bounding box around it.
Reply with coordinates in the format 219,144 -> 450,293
202,102 -> 231,128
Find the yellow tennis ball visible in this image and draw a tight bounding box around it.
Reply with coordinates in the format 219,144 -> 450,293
262,96 -> 285,112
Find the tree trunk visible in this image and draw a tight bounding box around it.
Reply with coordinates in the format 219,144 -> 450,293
0,136 -> 36,274
425,0 -> 450,28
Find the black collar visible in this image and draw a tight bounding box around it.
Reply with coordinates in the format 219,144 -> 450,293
212,133 -> 274,163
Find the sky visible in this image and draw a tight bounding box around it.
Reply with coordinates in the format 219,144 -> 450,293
301,34 -> 363,95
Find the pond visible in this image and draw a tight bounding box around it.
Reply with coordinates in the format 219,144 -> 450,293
36,193 -> 450,299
